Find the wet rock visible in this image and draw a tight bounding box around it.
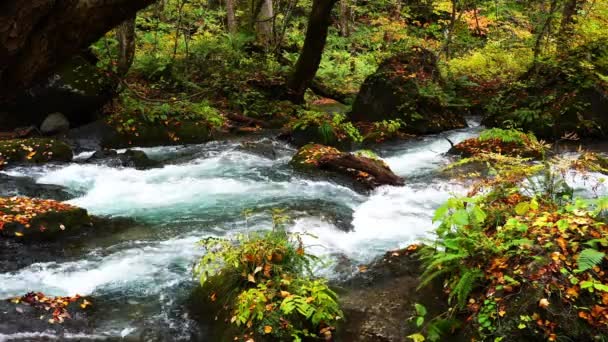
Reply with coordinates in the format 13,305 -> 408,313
0,294 -> 93,337
350,47 -> 467,134
0,173 -> 72,201
0,138 -> 73,166
0,196 -> 91,240
0,55 -> 114,130
338,248 -> 456,342
102,121 -> 212,148
86,149 -> 160,170
40,112 -> 70,135
291,144 -> 404,190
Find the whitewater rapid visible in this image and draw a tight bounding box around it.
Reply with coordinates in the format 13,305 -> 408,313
0,125 -> 482,339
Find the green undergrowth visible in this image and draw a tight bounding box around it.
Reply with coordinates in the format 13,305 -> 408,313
416,150 -> 608,341
194,212 -> 342,341
288,110 -> 363,147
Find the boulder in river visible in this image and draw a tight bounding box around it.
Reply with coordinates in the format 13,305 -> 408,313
338,246 -> 456,342
349,47 -> 467,134
0,196 -> 91,240
291,144 -> 404,190
0,174 -> 72,201
0,138 -> 73,166
86,149 -> 160,170
0,292 -> 92,336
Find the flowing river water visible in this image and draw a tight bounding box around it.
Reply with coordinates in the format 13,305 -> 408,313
2,119 -> 605,341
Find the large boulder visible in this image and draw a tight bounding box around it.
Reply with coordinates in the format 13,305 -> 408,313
40,112 -> 70,135
0,56 -> 114,130
291,144 -> 404,190
349,47 -> 467,134
338,247 -> 454,342
0,174 -> 72,201
483,39 -> 608,140
0,138 -> 73,166
0,197 -> 91,240
86,149 -> 160,170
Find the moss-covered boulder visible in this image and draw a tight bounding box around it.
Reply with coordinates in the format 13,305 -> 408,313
484,39 -> 608,140
349,47 -> 467,134
291,144 -> 404,189
0,55 -> 114,130
0,197 -> 91,240
449,128 -> 546,159
0,138 -> 73,166
102,121 -> 212,148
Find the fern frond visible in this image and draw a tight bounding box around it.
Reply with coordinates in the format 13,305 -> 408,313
450,268 -> 483,308
577,248 -> 606,272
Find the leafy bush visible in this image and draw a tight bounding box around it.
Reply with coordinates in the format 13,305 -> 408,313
194,215 -> 342,341
419,160 -> 608,341
290,110 -> 363,144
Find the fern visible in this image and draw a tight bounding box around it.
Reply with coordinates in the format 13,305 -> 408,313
450,268 -> 483,308
318,122 -> 334,144
577,248 -> 606,272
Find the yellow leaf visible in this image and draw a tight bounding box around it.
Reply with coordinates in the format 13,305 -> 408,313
247,274 -> 256,283
539,298 -> 550,309
26,151 -> 36,160
263,325 -> 273,334
14,232 -> 23,237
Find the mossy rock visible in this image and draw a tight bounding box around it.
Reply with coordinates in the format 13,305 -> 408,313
0,138 -> 73,166
483,39 -> 608,140
448,138 -> 545,159
102,121 -> 212,148
0,197 -> 91,240
291,144 -> 403,190
350,47 -> 467,134
290,144 -> 341,171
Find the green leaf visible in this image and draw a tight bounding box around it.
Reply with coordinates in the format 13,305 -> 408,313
452,209 -> 469,226
514,202 -> 530,215
416,316 -> 425,327
408,333 -> 426,342
415,303 -> 427,317
577,248 -> 606,272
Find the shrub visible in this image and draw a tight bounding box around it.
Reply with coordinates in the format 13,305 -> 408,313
194,214 -> 343,341
419,160 -> 608,341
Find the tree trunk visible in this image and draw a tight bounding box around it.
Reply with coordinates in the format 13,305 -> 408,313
339,0 -> 351,37
557,0 -> 585,45
116,16 -> 137,76
225,0 -> 238,33
0,0 -> 155,104
287,0 -> 339,104
256,0 -> 275,46
532,0 -> 559,66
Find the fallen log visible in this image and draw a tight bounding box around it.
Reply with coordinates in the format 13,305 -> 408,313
318,152 -> 405,187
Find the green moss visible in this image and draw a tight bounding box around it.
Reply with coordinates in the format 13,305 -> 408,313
0,138 -> 73,166
103,121 -> 212,148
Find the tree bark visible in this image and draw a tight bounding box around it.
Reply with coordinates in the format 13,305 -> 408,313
256,0 -> 275,46
116,16 -> 137,76
339,0 -> 351,37
0,0 -> 155,104
532,0 -> 559,66
557,0 -> 585,45
225,0 -> 238,33
287,0 -> 339,104
318,153 -> 405,188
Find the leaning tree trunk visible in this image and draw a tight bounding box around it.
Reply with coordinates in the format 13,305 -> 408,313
116,16 -> 137,76
339,0 -> 351,37
287,0 -> 339,104
0,0 -> 155,104
225,0 -> 238,33
256,0 -> 275,47
557,0 -> 586,46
